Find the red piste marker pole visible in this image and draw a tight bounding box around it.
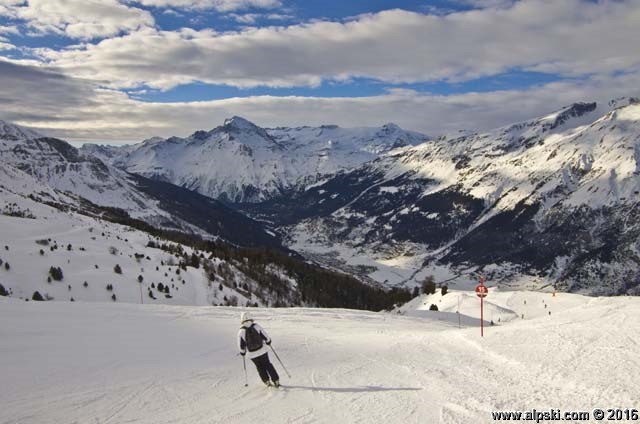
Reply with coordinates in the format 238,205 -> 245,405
475,276 -> 488,337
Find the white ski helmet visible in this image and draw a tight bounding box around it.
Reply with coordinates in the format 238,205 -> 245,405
240,312 -> 254,324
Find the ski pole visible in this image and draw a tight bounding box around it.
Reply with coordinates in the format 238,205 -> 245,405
242,355 -> 248,387
269,345 -> 291,378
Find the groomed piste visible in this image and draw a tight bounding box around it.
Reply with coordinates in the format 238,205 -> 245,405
1,288 -> 638,423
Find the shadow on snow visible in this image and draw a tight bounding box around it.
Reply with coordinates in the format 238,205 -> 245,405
284,385 -> 423,393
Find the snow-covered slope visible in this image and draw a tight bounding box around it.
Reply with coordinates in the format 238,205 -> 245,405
0,188 -> 287,307
395,286 -> 590,323
0,176 -> 409,311
80,142 -> 136,166
1,290 -> 638,423
0,121 -> 283,248
87,117 -> 427,202
243,99 -> 640,294
0,119 -> 43,141
0,120 -> 167,217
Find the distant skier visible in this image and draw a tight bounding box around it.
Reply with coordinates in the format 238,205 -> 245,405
238,312 -> 280,387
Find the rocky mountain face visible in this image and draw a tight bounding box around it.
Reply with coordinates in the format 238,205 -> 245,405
84,117 -> 428,203
239,99 -> 640,295
1,121 -> 413,311
6,98 -> 640,296
0,120 -> 282,248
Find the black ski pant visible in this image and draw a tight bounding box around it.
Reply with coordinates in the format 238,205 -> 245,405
251,352 -> 279,383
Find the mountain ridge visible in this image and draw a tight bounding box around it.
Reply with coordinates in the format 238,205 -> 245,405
238,99 -> 640,295
82,117 -> 428,203
4,99 -> 640,295
0,129 -> 283,248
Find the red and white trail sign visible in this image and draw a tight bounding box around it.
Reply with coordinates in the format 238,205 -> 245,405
475,284 -> 488,298
476,277 -> 488,337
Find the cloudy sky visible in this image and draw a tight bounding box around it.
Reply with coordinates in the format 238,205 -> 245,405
0,0 -> 639,144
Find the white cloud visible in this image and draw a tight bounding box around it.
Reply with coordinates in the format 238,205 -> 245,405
34,0 -> 640,90
161,9 -> 183,17
230,13 -> 258,24
133,0 -> 281,12
229,12 -> 293,24
0,24 -> 19,35
0,0 -> 154,39
0,0 -> 24,6
0,41 -> 15,50
1,57 -> 639,143
1,0 -> 638,144
0,58 -> 100,122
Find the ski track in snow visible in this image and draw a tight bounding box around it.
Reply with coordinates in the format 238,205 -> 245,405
1,292 -> 639,424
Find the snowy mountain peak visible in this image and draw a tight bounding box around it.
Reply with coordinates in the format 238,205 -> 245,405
381,122 -> 401,131
377,123 -> 403,137
375,122 -> 422,147
484,101 -> 602,151
608,96 -> 640,109
0,119 -> 43,141
222,116 -> 261,132
513,101 -> 598,133
94,119 -> 428,202
548,102 -> 598,129
141,136 -> 166,146
214,115 -> 277,146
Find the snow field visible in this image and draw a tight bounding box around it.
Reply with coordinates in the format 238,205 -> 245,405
397,287 -> 591,323
1,290 -> 639,423
0,191 -> 256,307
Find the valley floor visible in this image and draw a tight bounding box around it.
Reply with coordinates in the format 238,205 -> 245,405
1,291 -> 638,423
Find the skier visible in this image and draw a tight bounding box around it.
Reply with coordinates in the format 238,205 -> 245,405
238,312 -> 280,387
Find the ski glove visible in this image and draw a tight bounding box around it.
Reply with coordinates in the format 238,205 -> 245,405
266,340 -> 271,345
240,351 -> 246,356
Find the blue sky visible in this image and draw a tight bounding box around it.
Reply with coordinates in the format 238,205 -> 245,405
127,71 -> 566,103
0,0 -> 638,142
3,0 -> 546,103
149,0 -> 468,32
